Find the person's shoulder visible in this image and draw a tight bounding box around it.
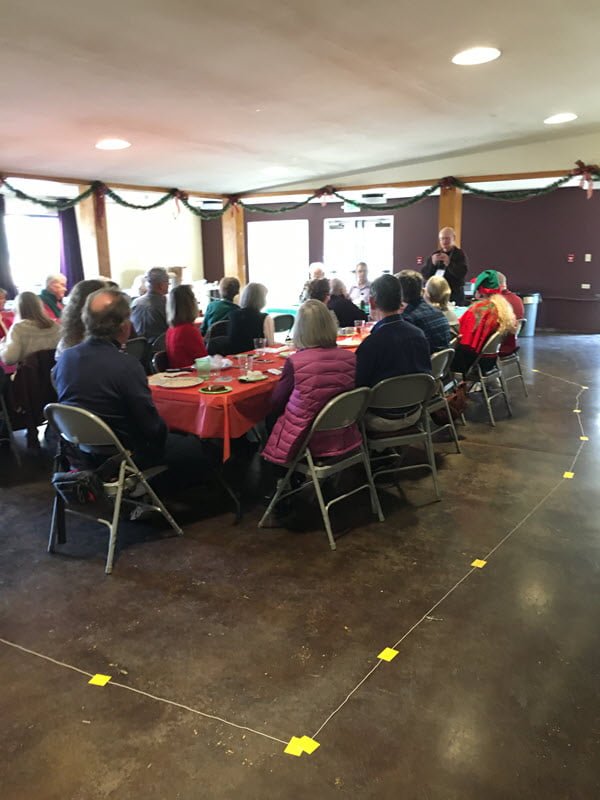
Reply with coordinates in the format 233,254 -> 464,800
397,318 -> 427,338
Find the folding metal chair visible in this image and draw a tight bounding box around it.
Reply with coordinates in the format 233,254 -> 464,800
429,349 -> 461,453
463,331 -> 512,426
273,314 -> 295,335
124,336 -> 149,362
0,366 -> 21,466
499,318 -> 528,397
152,350 -> 169,373
45,403 -> 183,574
258,387 -> 384,550
364,373 -> 440,501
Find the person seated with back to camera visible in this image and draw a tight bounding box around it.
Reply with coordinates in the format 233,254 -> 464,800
327,278 -> 368,328
165,284 -> 207,368
424,275 -> 460,334
201,276 -> 240,336
210,282 -> 275,355
355,274 -> 431,433
452,269 -> 517,376
0,291 -> 61,365
262,299 -> 361,467
299,262 -> 325,303
397,269 -> 451,353
53,288 -> 168,467
496,271 -> 524,357
130,267 -> 169,349
55,278 -> 107,357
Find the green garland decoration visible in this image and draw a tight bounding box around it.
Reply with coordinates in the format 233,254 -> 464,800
1,162 -> 598,218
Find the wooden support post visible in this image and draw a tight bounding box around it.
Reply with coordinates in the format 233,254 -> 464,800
438,186 -> 463,246
221,204 -> 246,284
76,185 -> 111,278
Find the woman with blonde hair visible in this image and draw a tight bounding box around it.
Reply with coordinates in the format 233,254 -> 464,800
262,299 -> 360,466
453,270 -> 517,375
424,275 -> 459,332
0,291 -> 61,365
165,284 -> 207,368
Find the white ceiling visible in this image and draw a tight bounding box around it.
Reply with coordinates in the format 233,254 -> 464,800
1,0 -> 600,194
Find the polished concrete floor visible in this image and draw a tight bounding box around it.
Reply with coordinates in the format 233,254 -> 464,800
1,334 -> 599,800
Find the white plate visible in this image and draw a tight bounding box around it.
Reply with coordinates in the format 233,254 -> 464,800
239,374 -> 268,383
149,373 -> 204,389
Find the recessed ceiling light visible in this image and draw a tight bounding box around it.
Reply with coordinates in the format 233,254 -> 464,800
543,112 -> 578,125
452,46 -> 501,65
95,138 -> 131,150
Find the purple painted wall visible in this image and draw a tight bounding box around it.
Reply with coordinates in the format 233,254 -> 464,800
202,187 -> 600,332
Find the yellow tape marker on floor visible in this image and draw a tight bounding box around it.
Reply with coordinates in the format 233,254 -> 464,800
563,471 -> 574,479
471,559 -> 487,569
88,674 -> 112,687
377,647 -> 399,662
300,736 -> 320,754
580,436 -> 589,441
284,736 -> 304,757
573,409 -> 581,414
531,369 -> 539,372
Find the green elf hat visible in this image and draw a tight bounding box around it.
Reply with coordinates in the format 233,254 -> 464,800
473,269 -> 501,294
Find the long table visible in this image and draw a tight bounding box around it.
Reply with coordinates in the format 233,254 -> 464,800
149,340 -> 364,461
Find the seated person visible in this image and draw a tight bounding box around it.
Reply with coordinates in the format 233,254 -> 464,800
40,274 -> 68,321
0,291 -> 61,365
299,262 -> 325,303
56,278 -> 106,357
306,277 -> 330,304
453,270 -> 517,375
327,278 -> 368,328
166,284 -> 208,368
397,270 -> 451,353
497,272 -> 524,356
53,288 -> 167,464
201,276 -> 240,336
0,288 -> 15,336
262,300 -> 361,466
348,262 -> 371,307
130,267 -> 169,348
424,275 -> 459,333
356,275 -> 431,432
212,282 -> 275,355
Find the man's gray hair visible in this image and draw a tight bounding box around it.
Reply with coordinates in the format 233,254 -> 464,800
145,267 -> 169,289
46,273 -> 66,288
83,289 -> 131,340
496,272 -> 507,289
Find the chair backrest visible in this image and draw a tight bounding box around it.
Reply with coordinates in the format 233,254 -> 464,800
207,319 -> 229,340
152,350 -> 169,373
273,314 -> 295,334
430,348 -> 454,380
369,373 -> 436,411
125,337 -> 149,362
45,403 -> 126,452
480,330 -> 504,356
310,387 -> 370,433
152,332 -> 166,352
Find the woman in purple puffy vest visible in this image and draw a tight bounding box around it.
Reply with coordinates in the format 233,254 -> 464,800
262,300 -> 361,466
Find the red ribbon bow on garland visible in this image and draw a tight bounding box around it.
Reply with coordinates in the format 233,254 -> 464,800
571,160 -> 600,199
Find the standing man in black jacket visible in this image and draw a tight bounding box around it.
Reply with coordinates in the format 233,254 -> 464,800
422,227 -> 469,305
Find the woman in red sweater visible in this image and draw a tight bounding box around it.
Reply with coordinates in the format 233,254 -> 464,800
165,285 -> 207,368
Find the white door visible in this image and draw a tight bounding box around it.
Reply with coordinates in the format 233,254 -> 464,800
323,216 -> 394,288
247,220 -> 309,308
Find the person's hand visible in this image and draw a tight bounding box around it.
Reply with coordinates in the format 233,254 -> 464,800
437,252 -> 449,267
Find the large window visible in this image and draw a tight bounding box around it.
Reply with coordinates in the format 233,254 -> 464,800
323,215 -> 394,287
247,219 -> 309,308
4,194 -> 61,293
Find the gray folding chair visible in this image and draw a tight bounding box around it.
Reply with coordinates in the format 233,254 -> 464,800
45,403 -> 183,574
125,337 -> 149,362
0,366 -> 21,466
499,318 -> 528,397
273,314 -> 295,336
463,331 -> 512,426
152,350 -> 169,373
364,373 -> 440,501
429,349 -> 461,453
258,387 -> 384,550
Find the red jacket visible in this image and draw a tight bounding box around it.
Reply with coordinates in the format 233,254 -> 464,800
166,323 -> 207,368
262,347 -> 361,466
458,299 -> 499,354
499,290 -> 524,356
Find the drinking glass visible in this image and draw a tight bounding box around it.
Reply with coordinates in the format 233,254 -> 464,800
253,338 -> 266,358
195,356 -> 211,379
210,354 -> 223,382
354,320 -> 365,338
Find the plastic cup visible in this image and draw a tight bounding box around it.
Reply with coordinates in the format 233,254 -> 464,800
195,356 -> 211,379
354,320 -> 365,338
253,338 -> 266,357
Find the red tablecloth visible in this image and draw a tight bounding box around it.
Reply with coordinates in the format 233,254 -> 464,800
150,358 -> 283,461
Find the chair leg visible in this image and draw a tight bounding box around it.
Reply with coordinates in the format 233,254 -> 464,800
442,395 -> 461,453
306,452 -> 336,551
48,493 -> 65,552
361,447 -> 385,522
258,464 -> 295,527
499,370 -> 513,417
517,359 -> 528,397
105,461 -> 127,575
424,420 -> 441,501
1,398 -> 21,466
214,469 -> 241,523
479,367 -> 496,427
